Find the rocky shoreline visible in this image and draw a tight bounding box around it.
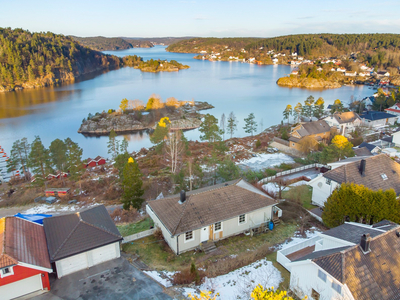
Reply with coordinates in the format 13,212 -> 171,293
78,101 -> 213,135
276,76 -> 342,89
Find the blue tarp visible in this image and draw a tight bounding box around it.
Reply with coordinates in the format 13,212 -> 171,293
14,213 -> 52,224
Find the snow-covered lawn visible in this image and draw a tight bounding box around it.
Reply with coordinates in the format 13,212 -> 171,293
23,202 -> 99,214
262,180 -> 308,195
237,153 -> 295,171
143,270 -> 174,288
183,259 -> 282,300
271,227 -> 321,251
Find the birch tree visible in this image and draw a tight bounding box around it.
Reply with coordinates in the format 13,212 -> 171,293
220,113 -> 226,141
164,130 -> 185,174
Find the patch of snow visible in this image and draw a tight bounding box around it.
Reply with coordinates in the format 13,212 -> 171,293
237,153 -> 295,171
143,270 -> 174,288
272,227 -> 322,251
262,182 -> 287,194
185,259 -> 282,300
288,180 -> 308,187
22,203 -> 99,214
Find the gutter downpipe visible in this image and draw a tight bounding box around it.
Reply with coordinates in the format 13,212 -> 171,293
177,234 -> 180,255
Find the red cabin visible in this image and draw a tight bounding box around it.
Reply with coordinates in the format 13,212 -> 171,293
0,217 -> 52,299
85,156 -> 106,168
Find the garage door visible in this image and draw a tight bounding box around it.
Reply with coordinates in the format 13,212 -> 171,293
56,252 -> 88,278
91,243 -> 119,265
0,274 -> 42,300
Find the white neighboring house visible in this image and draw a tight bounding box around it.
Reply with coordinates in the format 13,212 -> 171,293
43,205 -> 123,278
359,111 -> 398,128
323,111 -> 361,136
308,154 -> 400,207
278,221 -> 400,300
384,103 -> 400,117
345,71 -> 357,76
391,129 -> 400,147
146,179 -> 281,255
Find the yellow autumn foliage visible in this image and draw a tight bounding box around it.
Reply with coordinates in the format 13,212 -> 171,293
128,157 -> 134,163
331,134 -> 349,150
158,117 -> 171,127
251,285 -> 307,300
189,291 -> 219,300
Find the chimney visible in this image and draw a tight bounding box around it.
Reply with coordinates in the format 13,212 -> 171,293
179,190 -> 186,204
360,233 -> 371,253
359,159 -> 366,176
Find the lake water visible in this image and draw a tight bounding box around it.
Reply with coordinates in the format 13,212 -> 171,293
0,46 -> 372,159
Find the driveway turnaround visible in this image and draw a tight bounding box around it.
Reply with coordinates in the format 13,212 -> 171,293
32,257 -> 172,300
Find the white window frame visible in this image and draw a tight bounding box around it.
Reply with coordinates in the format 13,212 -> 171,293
238,214 -> 246,225
214,221 -> 223,232
184,231 -> 194,243
318,269 -> 327,282
332,281 -> 342,294
326,178 -> 331,185
0,266 -> 14,278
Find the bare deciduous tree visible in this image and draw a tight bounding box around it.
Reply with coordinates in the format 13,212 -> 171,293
164,130 -> 185,174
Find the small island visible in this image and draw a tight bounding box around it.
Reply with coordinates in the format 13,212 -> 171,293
134,59 -> 189,73
78,96 -> 213,135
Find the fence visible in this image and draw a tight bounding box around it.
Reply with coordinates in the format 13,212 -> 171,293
276,235 -> 322,271
260,163 -> 327,184
122,228 -> 156,244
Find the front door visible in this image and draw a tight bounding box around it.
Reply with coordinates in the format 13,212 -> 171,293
200,226 -> 209,242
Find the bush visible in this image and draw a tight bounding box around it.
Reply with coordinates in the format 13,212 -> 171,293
264,168 -> 277,176
109,207 -> 139,224
278,163 -> 293,171
153,227 -> 164,240
255,139 -> 261,148
172,263 -> 205,285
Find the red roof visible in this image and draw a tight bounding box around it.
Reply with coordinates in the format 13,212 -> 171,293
0,217 -> 52,270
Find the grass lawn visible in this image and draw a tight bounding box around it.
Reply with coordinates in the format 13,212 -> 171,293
265,252 -> 291,291
282,185 -> 317,210
122,222 -> 297,272
117,217 -> 154,237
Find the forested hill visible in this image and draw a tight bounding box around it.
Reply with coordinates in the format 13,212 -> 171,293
70,36 -> 136,51
0,28 -> 121,92
167,34 -> 400,68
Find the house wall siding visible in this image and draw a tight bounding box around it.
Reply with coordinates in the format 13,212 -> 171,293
146,205 -> 177,254
309,176 -> 339,207
290,262 -> 352,300
0,265 -> 50,291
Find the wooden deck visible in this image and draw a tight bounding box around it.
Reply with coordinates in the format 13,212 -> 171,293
286,245 -> 315,261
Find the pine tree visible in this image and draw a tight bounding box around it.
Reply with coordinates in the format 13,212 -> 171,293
243,113 -> 257,136
107,129 -> 119,159
199,114 -> 221,143
28,136 -> 50,186
121,157 -> 145,210
120,138 -> 129,153
220,113 -> 226,141
283,105 -> 292,125
226,112 -> 238,139
49,138 -> 67,172
314,97 -> 325,118
64,138 -> 84,182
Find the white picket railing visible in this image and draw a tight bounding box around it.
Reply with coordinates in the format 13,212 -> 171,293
259,163 -> 327,184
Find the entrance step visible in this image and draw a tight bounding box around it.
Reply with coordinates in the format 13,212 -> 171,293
272,217 -> 281,226
202,241 -> 217,254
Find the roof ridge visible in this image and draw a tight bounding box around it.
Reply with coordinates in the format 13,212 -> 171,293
80,220 -> 122,238
52,220 -> 81,259
189,178 -> 242,196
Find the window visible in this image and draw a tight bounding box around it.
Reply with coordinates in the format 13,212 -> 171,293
311,289 -> 320,300
185,231 -> 194,242
239,214 -> 246,224
381,173 -> 388,180
318,269 -> 327,282
1,267 -> 13,278
332,281 -> 342,294
326,178 -> 331,185
214,222 -> 222,232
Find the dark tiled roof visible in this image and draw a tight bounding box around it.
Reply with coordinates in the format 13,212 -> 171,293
358,142 -> 379,152
148,179 -> 277,236
323,154 -> 400,195
43,205 -> 122,261
333,111 -> 360,124
322,223 -> 386,244
353,147 -> 373,157
360,111 -> 397,121
296,120 -> 330,137
0,217 -> 51,270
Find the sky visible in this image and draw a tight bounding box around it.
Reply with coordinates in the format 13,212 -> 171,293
1,0 -> 400,38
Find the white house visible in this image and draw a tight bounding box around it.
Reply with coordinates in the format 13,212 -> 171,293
323,111 -> 361,136
308,154 -> 400,207
278,221 -> 400,300
43,205 -> 123,278
146,179 -> 281,255
359,111 -> 398,128
384,103 -> 400,117
391,129 -> 400,147
344,71 -> 357,76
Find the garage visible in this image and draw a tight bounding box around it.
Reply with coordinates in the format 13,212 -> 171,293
55,242 -> 120,278
0,274 -> 43,299
43,205 -> 123,278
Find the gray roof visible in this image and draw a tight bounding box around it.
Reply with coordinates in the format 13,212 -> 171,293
43,205 -> 122,261
360,111 -> 397,121
322,223 -> 388,244
353,147 -> 373,157
148,179 -> 277,236
293,246 -> 350,262
358,142 -> 379,152
323,154 -> 400,195
296,120 -> 331,137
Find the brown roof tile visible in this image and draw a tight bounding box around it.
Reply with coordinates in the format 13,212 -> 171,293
292,120 -> 330,138
0,217 -> 51,270
148,179 -> 277,236
323,154 -> 400,195
43,205 -> 122,261
333,111 -> 360,124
